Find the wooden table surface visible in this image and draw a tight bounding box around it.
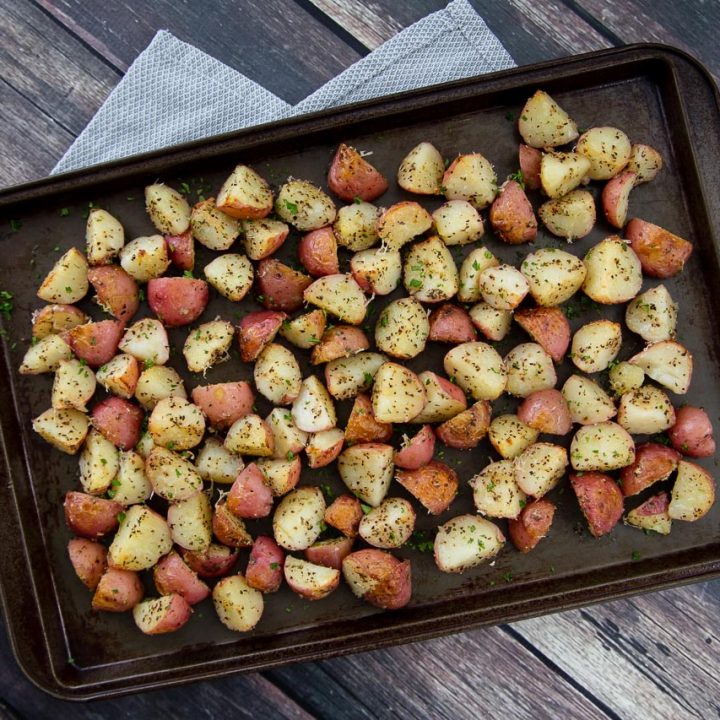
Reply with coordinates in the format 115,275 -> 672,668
1,1 -> 719,717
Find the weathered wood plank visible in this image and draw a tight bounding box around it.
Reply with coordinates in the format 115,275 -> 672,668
515,581 -> 720,720
37,0 -> 363,103
0,0 -> 120,134
0,619 -> 312,720
573,0 -> 720,79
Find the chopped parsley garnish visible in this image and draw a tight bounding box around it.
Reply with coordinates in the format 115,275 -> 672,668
283,199 -> 299,215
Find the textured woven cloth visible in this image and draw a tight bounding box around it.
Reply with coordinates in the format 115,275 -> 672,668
53,0 -> 515,174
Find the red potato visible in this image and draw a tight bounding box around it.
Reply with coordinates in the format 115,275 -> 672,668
411,371 -> 467,424
182,543 -> 238,578
212,500 -> 253,548
625,218 -> 693,278
625,491 -> 671,535
514,307 -> 571,363
245,535 -> 284,593
345,393 -> 392,444
67,538 -> 107,590
517,389 -> 573,435
427,304 -> 477,344
342,549 -> 411,610
133,594 -> 192,635
147,277 -> 209,327
619,442 -> 681,497
257,456 -> 302,496
91,397 -> 144,450
237,310 -> 286,362
435,401 -> 491,449
191,382 -> 254,429
298,227 -> 340,277
395,460 -> 458,515
87,265 -> 140,323
311,325 -> 369,365
669,460 -> 716,521
153,550 -> 210,605
243,219 -> 289,259
394,425 -> 435,470
96,353 -> 140,399
602,170 -> 636,229
165,229 -> 195,271
284,556 -> 340,600
327,143 -> 389,202
32,303 -> 88,339
669,406 -> 716,458
227,463 -> 274,519
92,567 -> 144,612
305,428 -> 345,468
508,498 -> 556,553
256,259 -> 312,312
519,144 -> 542,190
489,179 -> 537,244
69,319 -> 125,367
305,536 -> 354,570
324,494 -> 363,537
216,164 -> 274,219
570,472 -> 624,538
64,491 -> 122,538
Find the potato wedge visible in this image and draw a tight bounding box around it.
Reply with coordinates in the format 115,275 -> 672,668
479,264 -> 529,310
514,442 -> 568,498
324,351 -> 386,400
148,277 -> 208,328
458,247 -> 498,303
628,340 -> 693,394
33,407 -> 89,454
626,144 -> 663,184
521,247 -> 587,306
135,365 -> 186,410
337,442 -> 394,507
403,235 -> 460,303
393,425 -> 435,471
92,568 -> 144,612
350,248 -> 402,296
133,594 -> 192,635
119,235 -> 171,282
145,183 -> 190,235
432,200 -> 484,246
280,309 -> 326,350
303,273 -> 367,325
324,494 -> 363,537
444,342 -> 507,400
237,310 -> 285,362
306,428 -> 345,469
108,504 -> 173,570
570,472 -> 624,537
625,284 -> 677,343
342,549 -> 411,609
508,499 -> 556,553
377,201 -> 433,251
191,381 -> 253,430
624,492 -> 671,535
434,515 -> 505,573
514,306 -> 570,363
253,343 -> 302,406
328,143 -> 388,202
576,126 -> 631,180
583,236 -> 643,304
216,164 -> 273,219
168,491 -> 212,552
241,218 -> 289,260
436,400 -> 491,449
88,264 -> 139,323
19,333 -> 73,375
68,538 -> 107,590
395,460 -> 458,515
570,421 -> 635,471
79,428 -> 119,495
273,486 -> 326,551
468,303 -> 512,342
375,296 -> 429,359
519,143 -> 542,189
195,437 -> 245,485
617,385 -> 675,435
304,536 -> 354,571
145,446 -> 203,501
428,304 -> 476,344
311,325 -> 369,365
256,456 -> 302,496
213,575 -> 264,632
69,319 -> 124,368
333,201 -> 381,251
111,450 -> 152,505
64,491 -> 121,538
183,319 -> 234,373
371,362 -> 426,424
225,414 -> 275,457
245,536 -> 284,593
619,442 -> 681,497
91,396 -> 144,451
37,247 -> 88,304
267,407 -> 308,460
625,218 -> 693,279
183,544 -> 239,579
190,197 -> 241,250
397,141 -> 444,194
471,459 -> 527,519
227,463 -> 273,518
204,253 -> 253,301
153,550 -> 210,606
275,179 -> 336,231
31,303 -> 87,340
442,153 -> 497,209
86,208 -> 124,265
540,151 -> 591,198
165,229 -> 194,272
410,371 -> 467,424
489,179 -> 537,244
120,318 -> 170,365
518,90 -> 578,148
291,376 -> 336,433
298,226 -> 339,277
52,358 -> 96,412
561,374 -> 616,425
284,556 -> 340,600
488,414 -> 539,459
538,189 -> 596,240
504,343 -> 556,398
668,460 -> 716,521
570,320 -> 622,373
359,497 -> 415,549
345,393 -> 392,444
602,170 -> 636,229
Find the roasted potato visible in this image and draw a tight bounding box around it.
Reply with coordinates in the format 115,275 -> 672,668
411,371 -> 467,424
333,201 -> 381,251
182,543 -> 238,578
212,500 -> 253,548
519,143 -> 542,189
284,556 -> 340,600
311,325 -> 369,365
434,515 -> 504,573
216,164 -> 273,219
304,536 -> 354,570
371,362 -> 426,424
305,428 -> 344,469
394,425 -> 435,470
148,277 -> 209,327
145,183 -> 190,235
33,407 -> 89,455
266,407 -> 308,460
213,575 -> 264,632
325,351 -> 386,400
583,236 -> 643,304
561,374 -> 616,425
625,218 -> 693,279
624,492 -> 671,535
69,319 -> 125,367
148,396 -> 205,450
397,141 -> 444,195
428,304 -> 476,344
120,318 -> 170,367
395,460 -> 458,515
191,381 -> 253,430
517,90 -> 578,148
256,456 -> 302,496
442,153 -> 497,209
303,273 -> 367,325
111,450 -> 152,505
504,343 -> 556,398
119,235 -> 171,282
92,567 -> 144,612
508,499 -> 556,553
628,340 -> 693,395
626,144 -> 663,184
95,353 -> 140,399
538,189 -> 596,240
479,264 -> 529,310
275,179 -> 336,231
242,218 -> 289,260
570,421 -> 635,471
68,538 -> 107,590
517,389 -> 572,435
602,170 -> 636,229
359,497 -> 415,549
298,227 -> 340,277
52,358 -> 96,412
108,504 -> 173,570
31,303 -> 88,340
609,361 -> 646,396
540,151 -> 591,198
92,396 -> 144,451
133,594 -> 192,635
88,265 -> 139,322
403,236 -> 459,303
86,208 -> 124,265
576,126 -> 631,180
488,414 -> 539,459
619,442 -> 681,497
328,143 -> 388,202
444,342 -> 506,401
471,459 -> 527,519
253,343 -> 302,406
350,247 -> 402,296
194,437 -> 244,485
324,494 -> 363,537
468,303 -> 513,342
375,297 -> 429,359
458,247 -> 498,303
225,414 -> 275,457
273,486 -> 326,551
376,202 -> 433,251
145,446 -> 204,501
436,400 -> 491,449
203,253 -> 253,301
342,549 -> 411,609
37,247 -> 88,304
167,491 -> 212,552
570,472 -> 624,537
64,491 -> 121,538
669,406 -> 716,457
256,258 -> 312,312
625,284 -> 677,343
280,309 -> 327,350
166,229 -> 195,272
237,310 -> 285,362
345,393 -> 392,444
291,375 -> 337,433
521,247 -> 587,306
617,385 -> 675,435
246,536 -> 284,593
514,307 -> 569,363
668,460 -> 715,521
134,365 -> 186,410
227,463 -> 274,518
489,179 -> 537,244
338,442 -> 394,507
191,197 -> 241,250
432,200 -> 484,246
570,320 -> 622,373
513,442 -> 568,498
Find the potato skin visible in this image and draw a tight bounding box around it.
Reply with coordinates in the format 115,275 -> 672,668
256,259 -> 312,312
237,310 -> 286,362
69,320 -> 125,367
88,265 -> 140,323
489,179 -> 537,244
92,567 -> 144,612
68,538 -> 108,590
182,544 -> 239,578
133,594 -> 193,635
324,494 -> 363,537
311,325 -> 369,365
519,144 -> 542,190
147,277 -> 209,327
395,460 -> 458,515
246,536 -> 285,593
508,499 -> 556,553
153,551 -> 210,605
64,491 -> 122,538
619,442 -> 681,497
191,381 -> 254,430
428,304 -> 477,343
514,307 -> 570,364
342,549 -> 411,610
166,229 -> 195,271
570,472 -> 624,537
668,406 -> 716,458
91,397 -> 144,450
327,143 -> 388,202
228,463 -> 274,519
394,425 -> 435,470
625,219 -> 693,278
304,536 -> 354,570
345,393 -> 392,444
436,401 -> 491,449
298,227 -> 340,277
212,500 -> 253,548
517,389 -> 572,436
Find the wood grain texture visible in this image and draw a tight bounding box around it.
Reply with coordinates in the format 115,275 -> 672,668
36,0 -> 363,103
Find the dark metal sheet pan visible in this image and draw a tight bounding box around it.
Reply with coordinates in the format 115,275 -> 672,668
1,44 -> 719,700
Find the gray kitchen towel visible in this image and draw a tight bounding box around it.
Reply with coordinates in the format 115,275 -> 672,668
52,0 -> 515,174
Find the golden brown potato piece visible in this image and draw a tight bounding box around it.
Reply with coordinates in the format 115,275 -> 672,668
345,393 -> 392,444
625,218 -> 693,278
395,460 -> 458,515
342,549 -> 411,609
64,491 -> 122,538
216,164 -> 273,219
324,494 -> 363,537
212,500 -> 253,548
237,310 -> 286,362
514,306 -> 570,364
311,325 -> 369,365
619,442 -> 681,497
327,143 -> 388,202
435,400 -> 491,449
489,179 -> 537,244
570,472 -> 624,537
508,499 -> 556,553
245,536 -> 285,593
